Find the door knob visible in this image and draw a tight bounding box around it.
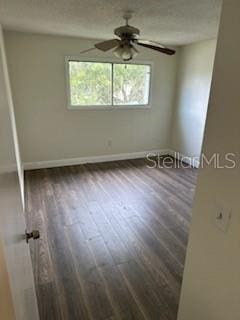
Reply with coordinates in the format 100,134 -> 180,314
25,230 -> 40,243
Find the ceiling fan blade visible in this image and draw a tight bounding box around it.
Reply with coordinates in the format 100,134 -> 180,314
94,39 -> 121,52
136,39 -> 176,55
80,47 -> 96,54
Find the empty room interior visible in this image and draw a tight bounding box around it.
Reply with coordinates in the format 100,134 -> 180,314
1,0 -> 240,320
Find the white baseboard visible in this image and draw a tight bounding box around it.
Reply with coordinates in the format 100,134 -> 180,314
168,150 -> 200,168
24,149 -> 171,170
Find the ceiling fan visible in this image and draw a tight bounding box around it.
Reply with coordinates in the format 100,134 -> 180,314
81,13 -> 176,61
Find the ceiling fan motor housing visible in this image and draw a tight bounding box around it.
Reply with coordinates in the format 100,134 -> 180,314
114,25 -> 140,40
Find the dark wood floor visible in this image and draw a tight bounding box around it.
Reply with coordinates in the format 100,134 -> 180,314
25,157 -> 197,320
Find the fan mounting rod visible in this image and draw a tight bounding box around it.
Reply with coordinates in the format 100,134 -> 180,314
114,12 -> 140,40
123,11 -> 133,25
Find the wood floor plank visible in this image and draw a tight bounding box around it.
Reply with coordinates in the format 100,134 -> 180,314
87,234 -> 146,319
25,171 -> 54,285
99,201 -> 181,304
88,201 -> 134,264
25,157 -> 197,320
118,260 -> 173,320
99,162 -> 188,263
127,216 -> 184,283
103,161 -> 191,242
66,223 -> 114,320
134,207 -> 186,265
43,194 -> 90,320
37,282 -> 62,320
99,264 -> 146,320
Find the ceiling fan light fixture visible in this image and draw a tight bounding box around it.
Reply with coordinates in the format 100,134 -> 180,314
113,45 -> 124,59
81,15 -> 176,59
114,44 -> 138,61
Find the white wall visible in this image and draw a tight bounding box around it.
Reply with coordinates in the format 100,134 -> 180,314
178,0 -> 240,319
171,39 -> 217,159
0,26 -> 24,203
0,232 -> 15,320
0,25 -> 17,320
0,24 -> 27,320
4,31 -> 178,164
0,48 -> 15,171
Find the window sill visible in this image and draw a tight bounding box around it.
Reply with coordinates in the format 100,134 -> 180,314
67,105 -> 151,111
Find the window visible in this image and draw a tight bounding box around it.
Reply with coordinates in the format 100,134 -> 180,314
113,63 -> 150,106
69,61 -> 112,106
67,60 -> 151,109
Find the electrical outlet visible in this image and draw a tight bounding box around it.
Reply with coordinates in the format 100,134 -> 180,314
215,203 -> 232,232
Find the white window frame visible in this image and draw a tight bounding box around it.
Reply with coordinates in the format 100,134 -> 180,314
65,56 -> 153,110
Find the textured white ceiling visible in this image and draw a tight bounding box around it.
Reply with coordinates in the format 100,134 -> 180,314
0,0 -> 222,45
